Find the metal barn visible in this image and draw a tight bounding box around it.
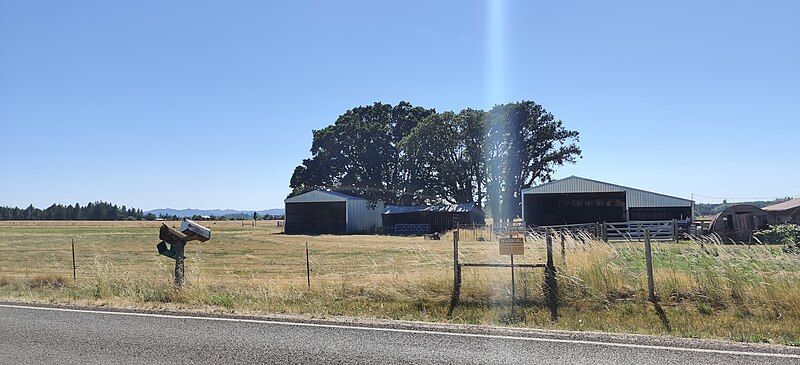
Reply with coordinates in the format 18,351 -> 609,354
284,189 -> 384,234
522,176 -> 693,227
382,203 -> 485,234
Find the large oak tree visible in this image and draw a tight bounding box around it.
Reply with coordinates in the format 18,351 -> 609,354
290,100 -> 581,218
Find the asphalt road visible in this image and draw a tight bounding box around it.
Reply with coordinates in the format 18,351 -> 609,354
1,303 -> 798,365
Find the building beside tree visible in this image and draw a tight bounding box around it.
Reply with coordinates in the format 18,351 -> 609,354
284,189 -> 383,234
382,203 -> 485,235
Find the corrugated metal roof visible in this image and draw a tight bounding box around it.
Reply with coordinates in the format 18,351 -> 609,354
522,176 -> 693,208
284,189 -> 367,203
383,203 -> 479,215
763,197 -> 800,212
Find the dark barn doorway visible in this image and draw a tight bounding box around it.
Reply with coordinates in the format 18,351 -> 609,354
524,192 -> 626,226
285,202 -> 346,234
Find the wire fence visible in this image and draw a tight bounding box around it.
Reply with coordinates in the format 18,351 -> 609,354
1,223 -> 798,332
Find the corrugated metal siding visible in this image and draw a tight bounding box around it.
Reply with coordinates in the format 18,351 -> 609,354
284,189 -> 354,203
522,176 -> 692,208
346,199 -> 383,233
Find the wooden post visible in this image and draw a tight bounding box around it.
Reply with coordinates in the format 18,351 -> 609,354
672,219 -> 678,243
545,233 -> 558,321
453,230 -> 459,285
560,232 -> 566,267
644,229 -> 656,302
602,222 -> 608,243
448,230 -> 461,317
174,240 -> 186,289
305,242 -> 311,288
71,238 -> 77,282
594,222 -> 600,240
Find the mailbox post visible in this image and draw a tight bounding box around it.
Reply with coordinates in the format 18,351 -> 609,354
156,219 -> 211,289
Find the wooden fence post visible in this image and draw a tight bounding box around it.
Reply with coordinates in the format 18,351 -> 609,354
644,229 -> 656,302
560,232 -> 566,267
672,219 -> 678,243
545,233 -> 558,321
448,230 -> 461,317
594,222 -> 600,240
174,240 -> 186,289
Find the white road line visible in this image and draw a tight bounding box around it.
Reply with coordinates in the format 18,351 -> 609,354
1,303 -> 798,359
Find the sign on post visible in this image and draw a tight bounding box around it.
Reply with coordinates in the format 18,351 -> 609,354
499,236 -> 524,256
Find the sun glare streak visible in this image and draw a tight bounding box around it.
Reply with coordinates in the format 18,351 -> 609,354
487,0 -> 506,105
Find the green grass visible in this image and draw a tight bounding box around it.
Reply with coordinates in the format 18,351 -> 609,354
0,223 -> 799,345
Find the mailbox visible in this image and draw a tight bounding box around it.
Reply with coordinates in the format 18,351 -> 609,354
160,224 -> 187,243
155,220 -> 212,289
157,241 -> 179,260
157,224 -> 187,260
180,219 -> 211,242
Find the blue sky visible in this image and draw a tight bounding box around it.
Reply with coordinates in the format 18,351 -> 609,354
1,1 -> 798,210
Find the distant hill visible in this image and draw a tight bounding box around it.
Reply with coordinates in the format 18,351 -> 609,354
145,208 -> 285,218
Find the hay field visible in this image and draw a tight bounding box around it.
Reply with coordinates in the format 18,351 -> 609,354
0,222 -> 799,345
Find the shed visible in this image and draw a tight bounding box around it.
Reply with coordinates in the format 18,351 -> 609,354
763,198 -> 800,224
521,176 -> 693,227
708,204 -> 772,242
284,189 -> 384,234
382,203 -> 485,234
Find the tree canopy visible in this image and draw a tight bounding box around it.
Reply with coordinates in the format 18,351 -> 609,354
290,100 -> 582,220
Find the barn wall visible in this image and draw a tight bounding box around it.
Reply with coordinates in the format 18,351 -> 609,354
346,199 -> 383,233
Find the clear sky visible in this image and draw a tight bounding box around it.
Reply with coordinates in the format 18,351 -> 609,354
1,1 -> 798,210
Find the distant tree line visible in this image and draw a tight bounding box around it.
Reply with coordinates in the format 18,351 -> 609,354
290,100 -> 582,220
694,197 -> 793,217
0,202 -> 153,221
0,203 -> 285,221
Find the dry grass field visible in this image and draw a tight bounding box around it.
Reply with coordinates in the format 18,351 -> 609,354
1,221 -> 799,345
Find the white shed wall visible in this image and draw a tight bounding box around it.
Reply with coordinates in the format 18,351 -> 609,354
346,199 -> 384,233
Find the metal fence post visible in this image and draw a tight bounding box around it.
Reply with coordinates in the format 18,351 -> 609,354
510,254 -> 515,317
644,229 -> 656,302
71,238 -> 77,282
305,242 -> 311,288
